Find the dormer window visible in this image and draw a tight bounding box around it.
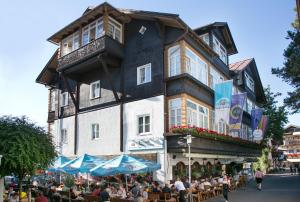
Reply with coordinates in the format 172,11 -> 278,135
82,18 -> 104,46
61,32 -> 80,56
212,35 -> 227,64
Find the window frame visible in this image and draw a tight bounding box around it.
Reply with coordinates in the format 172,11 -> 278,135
212,35 -> 227,64
50,90 -> 56,111
169,98 -> 182,128
168,45 -> 181,77
244,72 -> 255,92
137,63 -> 152,85
61,129 -> 68,144
61,31 -> 80,56
186,99 -> 209,129
91,123 -> 100,140
60,92 -> 69,107
107,17 -> 122,43
137,114 -> 151,135
90,80 -> 101,99
82,17 -> 104,46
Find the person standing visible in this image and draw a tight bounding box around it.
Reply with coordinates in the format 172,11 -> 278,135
174,178 -> 186,202
254,168 -> 264,190
222,175 -> 230,202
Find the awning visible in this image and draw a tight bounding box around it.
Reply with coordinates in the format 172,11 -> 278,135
287,158 -> 300,162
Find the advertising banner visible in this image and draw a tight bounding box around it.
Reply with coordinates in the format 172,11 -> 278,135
251,108 -> 263,131
229,93 -> 247,136
128,136 -> 164,151
214,80 -> 233,124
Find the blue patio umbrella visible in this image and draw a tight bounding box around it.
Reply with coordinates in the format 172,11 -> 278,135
48,155 -> 71,172
90,154 -> 161,176
61,153 -> 105,174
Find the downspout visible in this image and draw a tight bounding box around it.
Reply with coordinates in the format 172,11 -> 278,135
74,82 -> 79,155
120,60 -> 125,152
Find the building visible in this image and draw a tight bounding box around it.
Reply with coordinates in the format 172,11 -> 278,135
281,125 -> 300,166
36,2 -> 265,181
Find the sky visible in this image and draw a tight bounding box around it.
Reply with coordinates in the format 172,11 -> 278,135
0,0 -> 299,128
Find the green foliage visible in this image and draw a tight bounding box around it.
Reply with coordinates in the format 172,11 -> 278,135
261,87 -> 288,145
253,148 -> 270,173
64,175 -> 75,188
0,115 -> 57,179
271,28 -> 300,114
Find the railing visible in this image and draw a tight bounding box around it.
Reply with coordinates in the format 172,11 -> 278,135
58,36 -> 106,68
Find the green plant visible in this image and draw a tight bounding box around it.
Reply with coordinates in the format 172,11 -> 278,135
64,175 -> 75,188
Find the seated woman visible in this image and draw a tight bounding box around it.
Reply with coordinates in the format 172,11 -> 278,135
152,181 -> 161,193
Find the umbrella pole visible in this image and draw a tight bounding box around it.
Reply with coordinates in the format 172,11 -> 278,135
87,173 -> 89,191
125,175 -> 128,192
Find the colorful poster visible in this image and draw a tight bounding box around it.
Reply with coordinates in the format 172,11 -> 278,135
214,80 -> 233,124
251,108 -> 263,131
229,93 -> 246,136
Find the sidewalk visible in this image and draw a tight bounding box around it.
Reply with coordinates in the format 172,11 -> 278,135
204,173 -> 300,202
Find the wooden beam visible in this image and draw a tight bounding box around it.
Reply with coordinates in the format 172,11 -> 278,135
98,55 -> 120,102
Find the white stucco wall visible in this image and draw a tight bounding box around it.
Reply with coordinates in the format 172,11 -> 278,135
123,95 -> 165,152
53,116 -> 75,157
77,105 -> 121,156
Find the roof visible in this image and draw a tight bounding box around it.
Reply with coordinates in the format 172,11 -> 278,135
193,22 -> 238,55
229,58 -> 253,72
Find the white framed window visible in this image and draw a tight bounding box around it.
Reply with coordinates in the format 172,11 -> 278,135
61,31 -> 80,56
210,67 -> 224,90
107,17 -> 122,43
218,119 -> 226,134
91,124 -> 100,139
90,80 -> 101,99
212,35 -> 227,64
247,98 -> 254,114
82,18 -> 104,46
186,100 -> 209,129
200,33 -> 209,45
61,129 -> 67,144
137,114 -> 151,134
60,92 -> 69,107
137,63 -> 151,85
210,110 -> 217,131
50,90 -> 56,111
185,47 -> 208,85
168,45 -> 181,77
169,98 -> 182,128
245,72 -> 255,92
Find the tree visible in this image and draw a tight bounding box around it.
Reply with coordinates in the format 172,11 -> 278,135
0,116 -> 57,201
271,26 -> 300,114
261,87 -> 288,145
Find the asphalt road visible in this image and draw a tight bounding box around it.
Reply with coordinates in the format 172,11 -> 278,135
205,173 -> 300,202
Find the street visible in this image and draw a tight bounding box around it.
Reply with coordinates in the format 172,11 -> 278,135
205,173 -> 300,202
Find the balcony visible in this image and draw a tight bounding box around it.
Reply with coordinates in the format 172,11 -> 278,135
57,36 -> 124,80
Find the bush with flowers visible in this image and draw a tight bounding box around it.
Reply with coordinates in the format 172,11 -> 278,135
169,126 -> 261,149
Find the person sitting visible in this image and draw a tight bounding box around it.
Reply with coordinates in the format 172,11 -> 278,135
9,192 -> 19,202
203,178 -> 212,187
162,182 -> 171,193
198,179 -> 205,191
91,185 -> 101,196
116,184 -> 127,199
35,191 -> 48,202
100,185 -> 110,202
70,188 -> 77,200
210,178 -> 218,186
152,181 -> 161,193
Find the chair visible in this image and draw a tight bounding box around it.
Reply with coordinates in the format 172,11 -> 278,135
160,192 -> 171,202
204,185 -> 214,198
148,192 -> 160,202
84,195 -> 99,202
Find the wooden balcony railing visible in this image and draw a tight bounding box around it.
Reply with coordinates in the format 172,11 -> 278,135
58,36 -> 106,69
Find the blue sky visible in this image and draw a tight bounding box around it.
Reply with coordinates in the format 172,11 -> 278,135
0,0 -> 298,128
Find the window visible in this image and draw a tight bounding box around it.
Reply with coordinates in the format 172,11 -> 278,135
210,110 -> 217,131
213,35 -> 227,64
90,80 -> 101,99
185,47 -> 208,85
242,124 -> 248,140
247,98 -> 254,114
137,63 -> 151,85
200,33 -> 209,45
82,18 -> 104,46
169,98 -> 182,128
168,45 -> 181,77
91,124 -> 100,139
210,68 -> 224,90
61,32 -> 80,56
107,17 -> 122,43
248,127 -> 253,141
60,92 -> 69,107
245,72 -> 255,92
61,129 -> 67,144
138,115 -> 151,134
50,90 -> 56,111
186,100 -> 209,129
218,119 -> 226,134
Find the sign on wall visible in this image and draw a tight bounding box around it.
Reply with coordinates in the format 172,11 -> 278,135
214,80 -> 233,124
128,136 -> 164,151
229,93 -> 246,136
